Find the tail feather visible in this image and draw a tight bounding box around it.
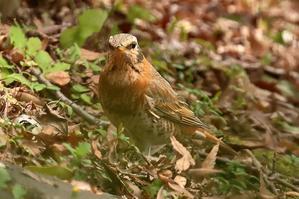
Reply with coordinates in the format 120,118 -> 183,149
195,130 -> 237,155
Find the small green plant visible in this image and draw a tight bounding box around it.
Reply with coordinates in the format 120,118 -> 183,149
0,167 -> 11,189
215,161 -> 259,194
12,184 -> 27,199
60,9 -> 108,48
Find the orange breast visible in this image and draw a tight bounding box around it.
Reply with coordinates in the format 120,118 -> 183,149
98,63 -> 149,115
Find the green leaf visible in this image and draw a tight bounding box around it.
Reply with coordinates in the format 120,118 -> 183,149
9,26 -> 27,50
2,73 -> 32,87
127,5 -> 155,23
72,84 -> 90,93
80,93 -> 92,105
144,179 -> 163,198
75,142 -> 91,159
31,82 -> 47,91
63,143 -> 76,157
26,37 -> 42,56
59,27 -> 80,49
64,44 -> 81,63
0,167 -> 11,188
12,184 -> 26,199
60,9 -> 108,48
35,51 -> 53,73
0,56 -> 13,69
2,73 -> 47,92
277,80 -> 299,98
25,166 -> 73,180
78,9 -> 108,33
50,62 -> 71,73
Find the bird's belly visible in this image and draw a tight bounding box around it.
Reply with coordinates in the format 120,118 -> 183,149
106,110 -> 171,151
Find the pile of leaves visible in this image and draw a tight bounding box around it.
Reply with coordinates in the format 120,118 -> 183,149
0,0 -> 299,198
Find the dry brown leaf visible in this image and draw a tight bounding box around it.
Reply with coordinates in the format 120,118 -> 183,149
174,175 -> 187,188
0,128 -> 9,147
201,142 -> 220,169
46,71 -> 70,86
125,180 -> 142,198
156,186 -> 165,199
80,48 -> 103,61
91,139 -> 102,159
10,48 -> 24,63
51,143 -> 67,155
21,140 -> 45,156
168,182 -> 194,199
188,142 -> 222,177
15,91 -> 44,106
285,192 -> 299,197
170,136 -> 195,173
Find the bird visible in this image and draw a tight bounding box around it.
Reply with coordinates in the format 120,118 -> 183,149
98,33 -> 235,154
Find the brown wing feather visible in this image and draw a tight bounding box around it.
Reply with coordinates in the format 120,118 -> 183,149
145,64 -> 209,129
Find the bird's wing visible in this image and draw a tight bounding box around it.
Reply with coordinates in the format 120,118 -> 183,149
145,69 -> 208,129
145,69 -> 237,155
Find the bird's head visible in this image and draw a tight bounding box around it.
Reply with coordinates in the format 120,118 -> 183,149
108,33 -> 144,69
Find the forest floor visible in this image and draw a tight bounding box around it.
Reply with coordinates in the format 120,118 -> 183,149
0,0 -> 299,198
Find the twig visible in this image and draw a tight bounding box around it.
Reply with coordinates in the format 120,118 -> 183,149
30,68 -> 109,126
274,177 -> 299,192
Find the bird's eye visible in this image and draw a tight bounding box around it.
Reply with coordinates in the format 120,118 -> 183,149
127,43 -> 137,50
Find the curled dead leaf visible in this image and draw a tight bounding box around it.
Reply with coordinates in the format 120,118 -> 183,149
174,175 -> 187,188
46,71 -> 70,86
170,136 -> 195,173
91,139 -> 102,159
201,142 -> 220,169
15,91 -> 44,106
156,186 -> 165,199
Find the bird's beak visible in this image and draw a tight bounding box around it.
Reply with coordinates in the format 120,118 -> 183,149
116,46 -> 126,52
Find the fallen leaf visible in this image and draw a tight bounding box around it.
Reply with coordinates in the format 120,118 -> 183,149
46,71 -> 70,86
156,186 -> 165,199
15,91 -> 44,106
80,48 -> 103,61
21,140 -> 44,156
0,128 -> 9,147
188,142 -> 223,177
168,181 -> 194,199
10,48 -> 24,63
285,192 -> 299,197
51,143 -> 67,155
202,142 -> 219,169
174,175 -> 187,188
124,180 -> 142,198
170,136 -> 195,173
91,139 -> 102,159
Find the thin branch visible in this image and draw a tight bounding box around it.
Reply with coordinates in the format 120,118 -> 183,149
30,68 -> 109,126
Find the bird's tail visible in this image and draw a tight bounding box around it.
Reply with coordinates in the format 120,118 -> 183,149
195,130 -> 237,155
